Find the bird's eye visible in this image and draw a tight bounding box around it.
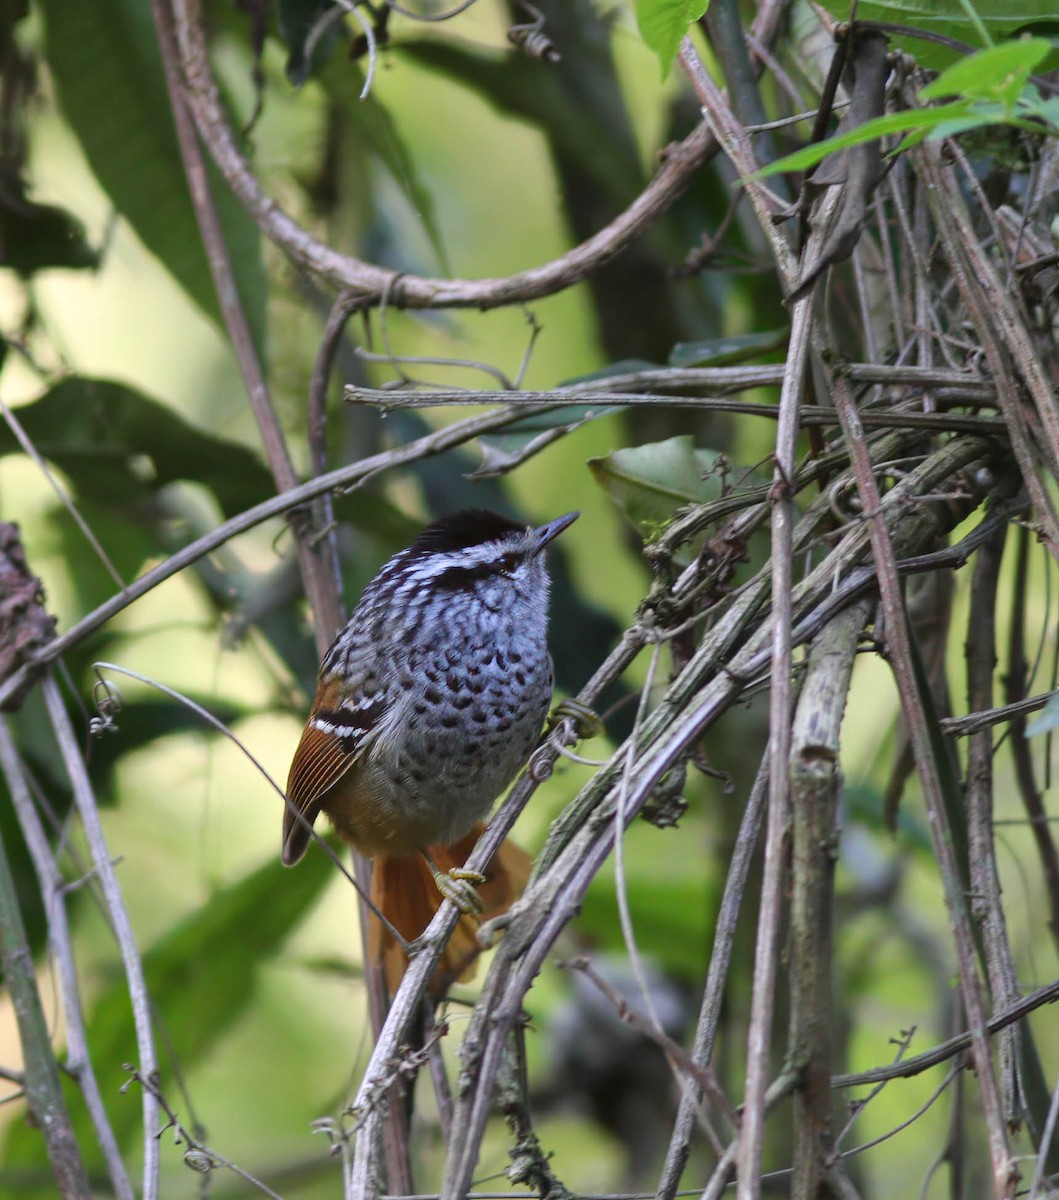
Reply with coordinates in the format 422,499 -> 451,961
496,553 -> 518,575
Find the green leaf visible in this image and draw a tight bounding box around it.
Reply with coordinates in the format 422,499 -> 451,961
754,101 -> 976,179
473,403 -> 623,479
40,0 -> 267,355
317,55 -> 450,275
667,329 -> 788,368
277,0 -> 335,85
588,435 -> 729,538
927,110 -> 1005,138
560,359 -> 661,386
1028,94 -> 1059,127
819,0 -> 1059,33
0,378 -> 274,519
635,0 -> 710,78
396,40 -> 645,209
1,848 -> 336,1163
919,37 -> 1051,103
0,185 -> 97,277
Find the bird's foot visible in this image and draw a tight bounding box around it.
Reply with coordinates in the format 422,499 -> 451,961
431,865 -> 487,916
548,698 -> 604,740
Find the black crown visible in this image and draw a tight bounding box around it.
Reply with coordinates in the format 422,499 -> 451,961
410,509 -> 526,557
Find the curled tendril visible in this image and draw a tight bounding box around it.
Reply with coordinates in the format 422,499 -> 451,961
527,745 -> 555,782
507,1 -> 560,63
385,0 -> 481,23
183,1149 -> 215,1174
90,672 -> 123,736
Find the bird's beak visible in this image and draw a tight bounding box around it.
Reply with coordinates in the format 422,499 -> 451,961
532,511 -> 579,552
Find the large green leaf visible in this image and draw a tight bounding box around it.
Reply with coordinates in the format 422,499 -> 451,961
0,848 -> 336,1169
635,0 -> 710,78
667,329 -> 789,368
395,40 -> 643,208
0,185 -> 97,277
820,0 -> 1058,30
919,36 -> 1052,102
0,378 -> 274,519
472,403 -> 624,479
40,0 -> 267,354
588,435 -> 732,539
277,0 -> 334,84
317,54 -> 449,274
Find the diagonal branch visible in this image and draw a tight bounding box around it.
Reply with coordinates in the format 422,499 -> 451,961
0,720 -> 135,1200
0,737 -> 91,1199
0,402 -> 558,710
42,675 -> 162,1200
828,370 -> 1015,1195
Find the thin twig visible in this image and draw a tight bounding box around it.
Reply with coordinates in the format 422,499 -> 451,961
941,690 -> 1056,737
912,138 -> 1059,563
0,403 -> 555,710
0,397 -> 126,591
829,370 -> 1015,1193
966,523 -> 1026,1127
833,978 -> 1059,1090
42,674 -> 161,1200
0,719 -> 135,1200
153,0 -> 344,648
0,735 -> 91,1197
736,285 -> 815,1200
1003,527 -> 1059,956
656,759 -> 768,1199
1029,1063 -> 1059,1199
836,1066 -> 960,1162
127,1066 -> 288,1199
436,434 -> 998,1199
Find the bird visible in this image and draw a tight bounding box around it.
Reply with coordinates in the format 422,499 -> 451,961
283,507 -> 578,994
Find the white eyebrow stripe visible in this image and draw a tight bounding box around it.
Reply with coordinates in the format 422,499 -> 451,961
390,546 -> 510,597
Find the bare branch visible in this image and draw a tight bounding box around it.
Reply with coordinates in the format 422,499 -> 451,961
42,675 -> 161,1200
0,736 -> 91,1197
0,720 -> 135,1200
0,403 -> 553,710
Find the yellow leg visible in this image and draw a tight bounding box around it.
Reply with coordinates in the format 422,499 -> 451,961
548,698 -> 605,739
423,853 -> 486,915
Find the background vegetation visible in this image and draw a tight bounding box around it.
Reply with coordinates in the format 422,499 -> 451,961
1,0 -> 1058,1197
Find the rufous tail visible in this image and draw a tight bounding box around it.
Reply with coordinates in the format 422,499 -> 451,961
368,823 -> 531,997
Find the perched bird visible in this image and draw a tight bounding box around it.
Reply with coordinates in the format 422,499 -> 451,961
283,508 -> 578,993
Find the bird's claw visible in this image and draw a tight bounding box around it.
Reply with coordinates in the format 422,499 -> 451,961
547,698 -> 604,740
432,867 -> 487,916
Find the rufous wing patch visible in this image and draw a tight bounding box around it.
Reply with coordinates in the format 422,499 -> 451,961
282,721 -> 361,865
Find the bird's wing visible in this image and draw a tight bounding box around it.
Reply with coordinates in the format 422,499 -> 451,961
281,670 -> 386,866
